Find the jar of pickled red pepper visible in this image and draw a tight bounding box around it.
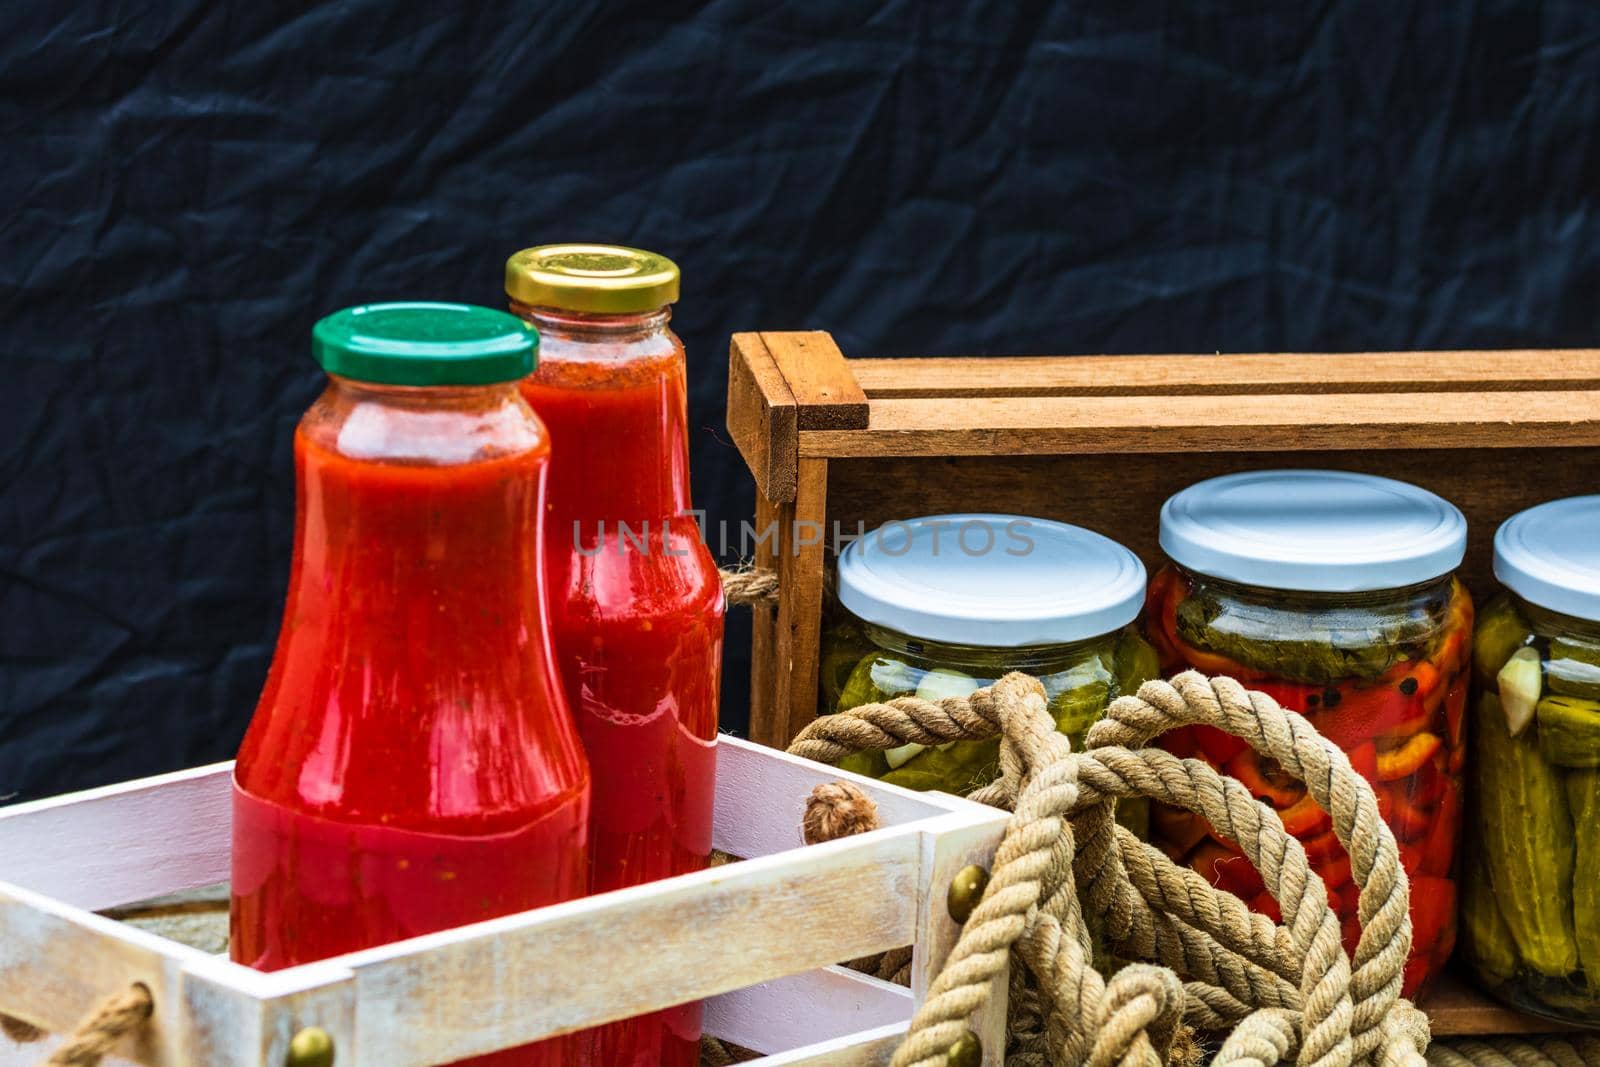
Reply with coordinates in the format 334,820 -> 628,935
233,303 -> 589,1066
1144,470 -> 1471,998
1462,496 -> 1600,1024
826,514 -> 1158,809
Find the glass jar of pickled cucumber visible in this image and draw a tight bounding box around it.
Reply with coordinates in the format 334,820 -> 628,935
1463,496 -> 1600,1024
1144,470 -> 1471,998
823,514 -> 1158,805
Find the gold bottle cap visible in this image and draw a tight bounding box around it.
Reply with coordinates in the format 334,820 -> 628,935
505,244 -> 680,314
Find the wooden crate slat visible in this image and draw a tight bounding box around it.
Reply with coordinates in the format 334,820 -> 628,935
759,333 -> 871,427
848,350 -> 1600,398
320,824 -> 925,1063
1417,973 -> 1573,1036
823,447 -> 1600,599
702,964 -> 911,1055
736,1022 -> 905,1066
0,763 -> 233,912
798,389 -> 1600,458
0,739 -> 957,917
713,736 -> 955,859
0,880 -> 213,1062
727,332 -> 868,502
728,333 -> 799,501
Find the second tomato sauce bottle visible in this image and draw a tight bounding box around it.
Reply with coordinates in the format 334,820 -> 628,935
507,244 -> 723,1067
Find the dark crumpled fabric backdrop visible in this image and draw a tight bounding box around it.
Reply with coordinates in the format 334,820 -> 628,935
3,2 -> 1597,801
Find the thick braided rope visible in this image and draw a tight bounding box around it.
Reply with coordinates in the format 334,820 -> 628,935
792,670 -> 1429,1067
788,688 -> 1005,766
885,674 -> 1095,1067
1427,1038 -> 1600,1067
1086,675 -> 1412,1062
1067,767 -> 1354,1062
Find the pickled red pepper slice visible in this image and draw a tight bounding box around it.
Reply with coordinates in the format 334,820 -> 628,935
1376,733 -> 1442,780
1226,749 -> 1305,807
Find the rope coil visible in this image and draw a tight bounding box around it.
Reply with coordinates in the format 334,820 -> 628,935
786,670 -> 1588,1067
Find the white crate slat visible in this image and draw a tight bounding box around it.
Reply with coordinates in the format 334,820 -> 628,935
732,1023 -> 907,1066
701,964 -> 910,1053
911,807 -> 1010,1059
0,967 -> 910,1067
0,737 -> 1010,1066
0,763 -> 233,911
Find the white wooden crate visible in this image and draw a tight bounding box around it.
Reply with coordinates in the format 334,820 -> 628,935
0,738 -> 1010,1066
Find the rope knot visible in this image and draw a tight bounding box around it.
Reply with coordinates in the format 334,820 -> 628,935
1089,965 -> 1186,1067
802,781 -> 880,845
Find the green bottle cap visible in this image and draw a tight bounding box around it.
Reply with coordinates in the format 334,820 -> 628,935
312,302 -> 538,386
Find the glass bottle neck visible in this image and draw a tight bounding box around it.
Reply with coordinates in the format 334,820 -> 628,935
512,302 -> 691,525
510,303 -> 672,350
328,375 -> 520,407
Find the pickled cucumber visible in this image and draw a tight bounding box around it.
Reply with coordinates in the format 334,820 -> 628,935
1114,630 -> 1160,698
1536,695 -> 1600,769
882,736 -> 1000,794
1566,769 -> 1600,988
1461,853 -> 1519,983
1473,595 -> 1535,689
1475,692 -> 1579,976
1172,583 -> 1456,684
819,617 -> 876,714
830,629 -> 1146,799
1549,636 -> 1600,701
835,653 -> 918,777
835,653 -> 917,713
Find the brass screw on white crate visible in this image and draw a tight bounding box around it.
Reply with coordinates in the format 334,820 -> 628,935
945,863 -> 990,925
287,1026 -> 335,1067
947,1030 -> 981,1067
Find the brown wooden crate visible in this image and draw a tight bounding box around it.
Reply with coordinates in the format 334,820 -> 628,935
726,334 -> 1600,1037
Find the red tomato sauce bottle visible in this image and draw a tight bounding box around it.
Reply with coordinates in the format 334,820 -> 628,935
232,303 -> 590,1067
507,246 -> 723,1067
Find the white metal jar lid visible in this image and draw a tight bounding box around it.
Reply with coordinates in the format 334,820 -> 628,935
835,513 -> 1147,646
1159,469 -> 1467,593
1494,495 -> 1600,622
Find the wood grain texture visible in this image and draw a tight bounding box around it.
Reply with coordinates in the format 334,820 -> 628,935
748,485 -> 784,746
0,762 -> 233,912
759,332 -> 870,428
731,1022 -> 905,1066
1417,972 -> 1569,1035
728,332 -> 799,501
703,965 -> 910,1055
0,880 -> 211,1066
800,390 -> 1600,457
824,448 -> 1600,601
765,459 -> 830,747
909,804 -> 1011,1066
849,350 -> 1600,398
311,826 -> 922,1064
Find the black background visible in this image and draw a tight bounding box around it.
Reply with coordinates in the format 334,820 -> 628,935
3,2 -> 1597,802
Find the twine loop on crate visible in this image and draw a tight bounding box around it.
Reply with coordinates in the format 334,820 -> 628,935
718,565 -> 781,606
786,670 -> 1459,1067
1,983 -> 152,1067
